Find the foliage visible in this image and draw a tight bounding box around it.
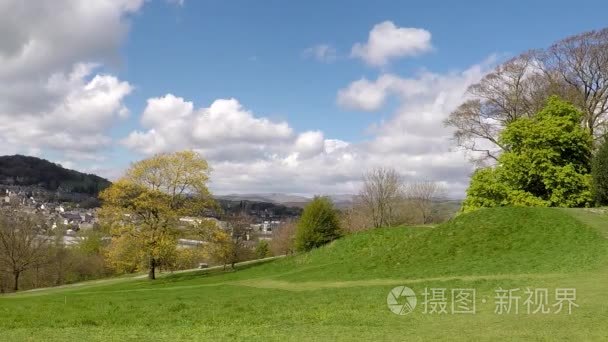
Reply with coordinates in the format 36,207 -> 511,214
197,219 -> 234,268
255,240 -> 271,259
463,97 -> 593,211
295,196 -> 341,252
592,136 -> 608,205
104,234 -> 144,274
100,150 -> 213,279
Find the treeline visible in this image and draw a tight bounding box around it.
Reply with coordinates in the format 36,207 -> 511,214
216,199 -> 302,219
0,209 -> 110,293
0,155 -> 110,195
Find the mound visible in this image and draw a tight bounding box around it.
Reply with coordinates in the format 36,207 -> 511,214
237,207 -> 608,282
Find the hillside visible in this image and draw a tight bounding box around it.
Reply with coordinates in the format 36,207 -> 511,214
199,207 -> 608,283
0,155 -> 110,195
1,207 -> 607,340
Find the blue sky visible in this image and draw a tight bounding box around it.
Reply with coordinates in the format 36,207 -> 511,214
1,0 -> 608,196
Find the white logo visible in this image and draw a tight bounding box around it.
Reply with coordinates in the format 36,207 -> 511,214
387,286 -> 417,315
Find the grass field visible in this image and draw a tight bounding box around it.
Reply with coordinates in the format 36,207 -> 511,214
1,207 -> 608,341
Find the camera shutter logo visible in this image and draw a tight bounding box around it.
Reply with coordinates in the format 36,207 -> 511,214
387,286 -> 417,315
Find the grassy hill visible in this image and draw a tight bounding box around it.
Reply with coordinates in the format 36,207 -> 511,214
0,155 -> 110,195
1,207 -> 607,340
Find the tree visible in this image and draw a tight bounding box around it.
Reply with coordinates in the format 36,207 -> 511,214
270,221 -> 297,256
99,150 -> 213,279
202,223 -> 233,270
255,240 -> 271,259
405,181 -> 447,224
340,198 -> 374,233
592,137 -> 608,205
0,209 -> 50,291
198,213 -> 253,269
295,197 -> 341,252
445,28 -> 608,162
359,168 -> 403,228
540,28 -> 608,138
223,213 -> 254,269
463,97 -> 594,211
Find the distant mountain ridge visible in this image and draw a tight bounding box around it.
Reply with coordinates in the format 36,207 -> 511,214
0,155 -> 111,195
215,193 -> 356,208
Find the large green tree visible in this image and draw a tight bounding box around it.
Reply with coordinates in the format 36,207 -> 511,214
463,97 -> 593,212
295,197 -> 341,252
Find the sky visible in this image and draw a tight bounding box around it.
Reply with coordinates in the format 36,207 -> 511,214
1,0 -> 608,198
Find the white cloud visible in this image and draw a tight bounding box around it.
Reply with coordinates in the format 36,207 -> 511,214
0,63 -> 132,153
123,95 -> 294,159
351,21 -> 432,67
122,56 -> 493,198
294,131 -> 325,157
0,0 -> 144,80
336,78 -> 388,111
0,0 -> 143,164
303,44 -> 338,63
201,58 -> 493,197
336,74 -> 429,111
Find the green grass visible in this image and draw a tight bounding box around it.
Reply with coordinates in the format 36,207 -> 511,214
2,207 -> 608,341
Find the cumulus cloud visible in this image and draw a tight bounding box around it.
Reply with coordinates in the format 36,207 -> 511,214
351,21 -> 432,67
0,0 -> 143,167
0,63 -> 132,153
0,0 -> 143,80
122,54 -> 492,198
336,74 -> 428,111
209,59 -> 494,197
302,44 -> 338,63
294,131 -> 325,157
123,95 -> 294,159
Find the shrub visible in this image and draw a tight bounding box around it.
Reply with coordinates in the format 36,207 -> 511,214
255,240 -> 271,259
295,196 -> 341,252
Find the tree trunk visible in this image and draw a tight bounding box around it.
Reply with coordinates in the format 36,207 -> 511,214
148,257 -> 156,280
13,271 -> 20,291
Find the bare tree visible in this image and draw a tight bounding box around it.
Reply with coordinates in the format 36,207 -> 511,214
540,28 -> 608,139
270,221 -> 297,256
405,181 -> 447,224
340,197 -> 374,233
0,210 -> 50,291
444,54 -> 546,162
224,212 -> 253,269
360,168 -> 403,228
445,28 -> 608,161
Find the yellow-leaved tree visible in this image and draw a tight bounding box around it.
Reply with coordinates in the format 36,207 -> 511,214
99,151 -> 214,279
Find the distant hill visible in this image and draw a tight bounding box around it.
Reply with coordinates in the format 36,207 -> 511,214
215,193 -> 357,208
0,155 -> 111,195
216,193 -> 311,205
215,198 -> 303,219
